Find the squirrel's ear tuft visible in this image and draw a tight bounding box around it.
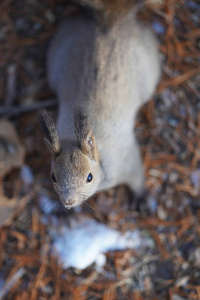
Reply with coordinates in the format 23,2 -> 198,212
74,108 -> 99,161
38,109 -> 63,157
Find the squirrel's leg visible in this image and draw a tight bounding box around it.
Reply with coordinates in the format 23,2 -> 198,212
125,139 -> 147,210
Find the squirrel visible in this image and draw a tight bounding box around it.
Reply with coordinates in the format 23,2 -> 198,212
38,0 -> 161,209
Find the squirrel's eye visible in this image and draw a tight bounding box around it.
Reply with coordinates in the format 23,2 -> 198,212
88,138 -> 93,145
51,173 -> 57,183
87,173 -> 93,183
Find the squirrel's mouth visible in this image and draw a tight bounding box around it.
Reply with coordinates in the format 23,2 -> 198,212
60,198 -> 76,209
64,204 -> 73,210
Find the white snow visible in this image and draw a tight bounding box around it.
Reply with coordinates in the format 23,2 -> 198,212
20,165 -> 34,185
47,215 -> 154,270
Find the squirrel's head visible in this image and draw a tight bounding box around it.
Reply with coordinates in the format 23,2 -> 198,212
38,109 -> 102,209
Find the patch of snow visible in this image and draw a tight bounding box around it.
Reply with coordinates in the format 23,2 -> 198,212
191,169 -> 200,187
20,165 -> 34,185
152,21 -> 166,34
0,273 -> 5,290
48,216 -> 153,270
187,1 -> 200,9
147,196 -> 157,213
172,295 -> 187,300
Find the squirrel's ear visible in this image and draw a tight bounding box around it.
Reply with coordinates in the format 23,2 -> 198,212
38,109 -> 63,158
74,108 -> 99,161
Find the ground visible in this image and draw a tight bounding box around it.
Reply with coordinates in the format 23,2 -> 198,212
0,0 -> 200,299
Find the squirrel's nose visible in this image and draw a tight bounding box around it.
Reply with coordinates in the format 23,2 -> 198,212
63,199 -> 76,209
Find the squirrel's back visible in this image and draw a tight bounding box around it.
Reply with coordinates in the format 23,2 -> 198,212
48,0 -> 144,95
47,3 -> 160,140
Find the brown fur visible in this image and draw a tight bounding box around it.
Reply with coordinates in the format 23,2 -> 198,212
40,0 -> 161,209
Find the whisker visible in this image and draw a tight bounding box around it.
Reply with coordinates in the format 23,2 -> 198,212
39,196 -> 58,214
82,200 -> 95,212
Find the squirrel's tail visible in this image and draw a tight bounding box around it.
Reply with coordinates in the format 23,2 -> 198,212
70,0 -> 142,26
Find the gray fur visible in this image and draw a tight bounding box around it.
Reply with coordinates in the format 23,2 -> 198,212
45,2 -> 161,208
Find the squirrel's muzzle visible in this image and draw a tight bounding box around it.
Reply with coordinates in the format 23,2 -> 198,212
61,198 -> 76,209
